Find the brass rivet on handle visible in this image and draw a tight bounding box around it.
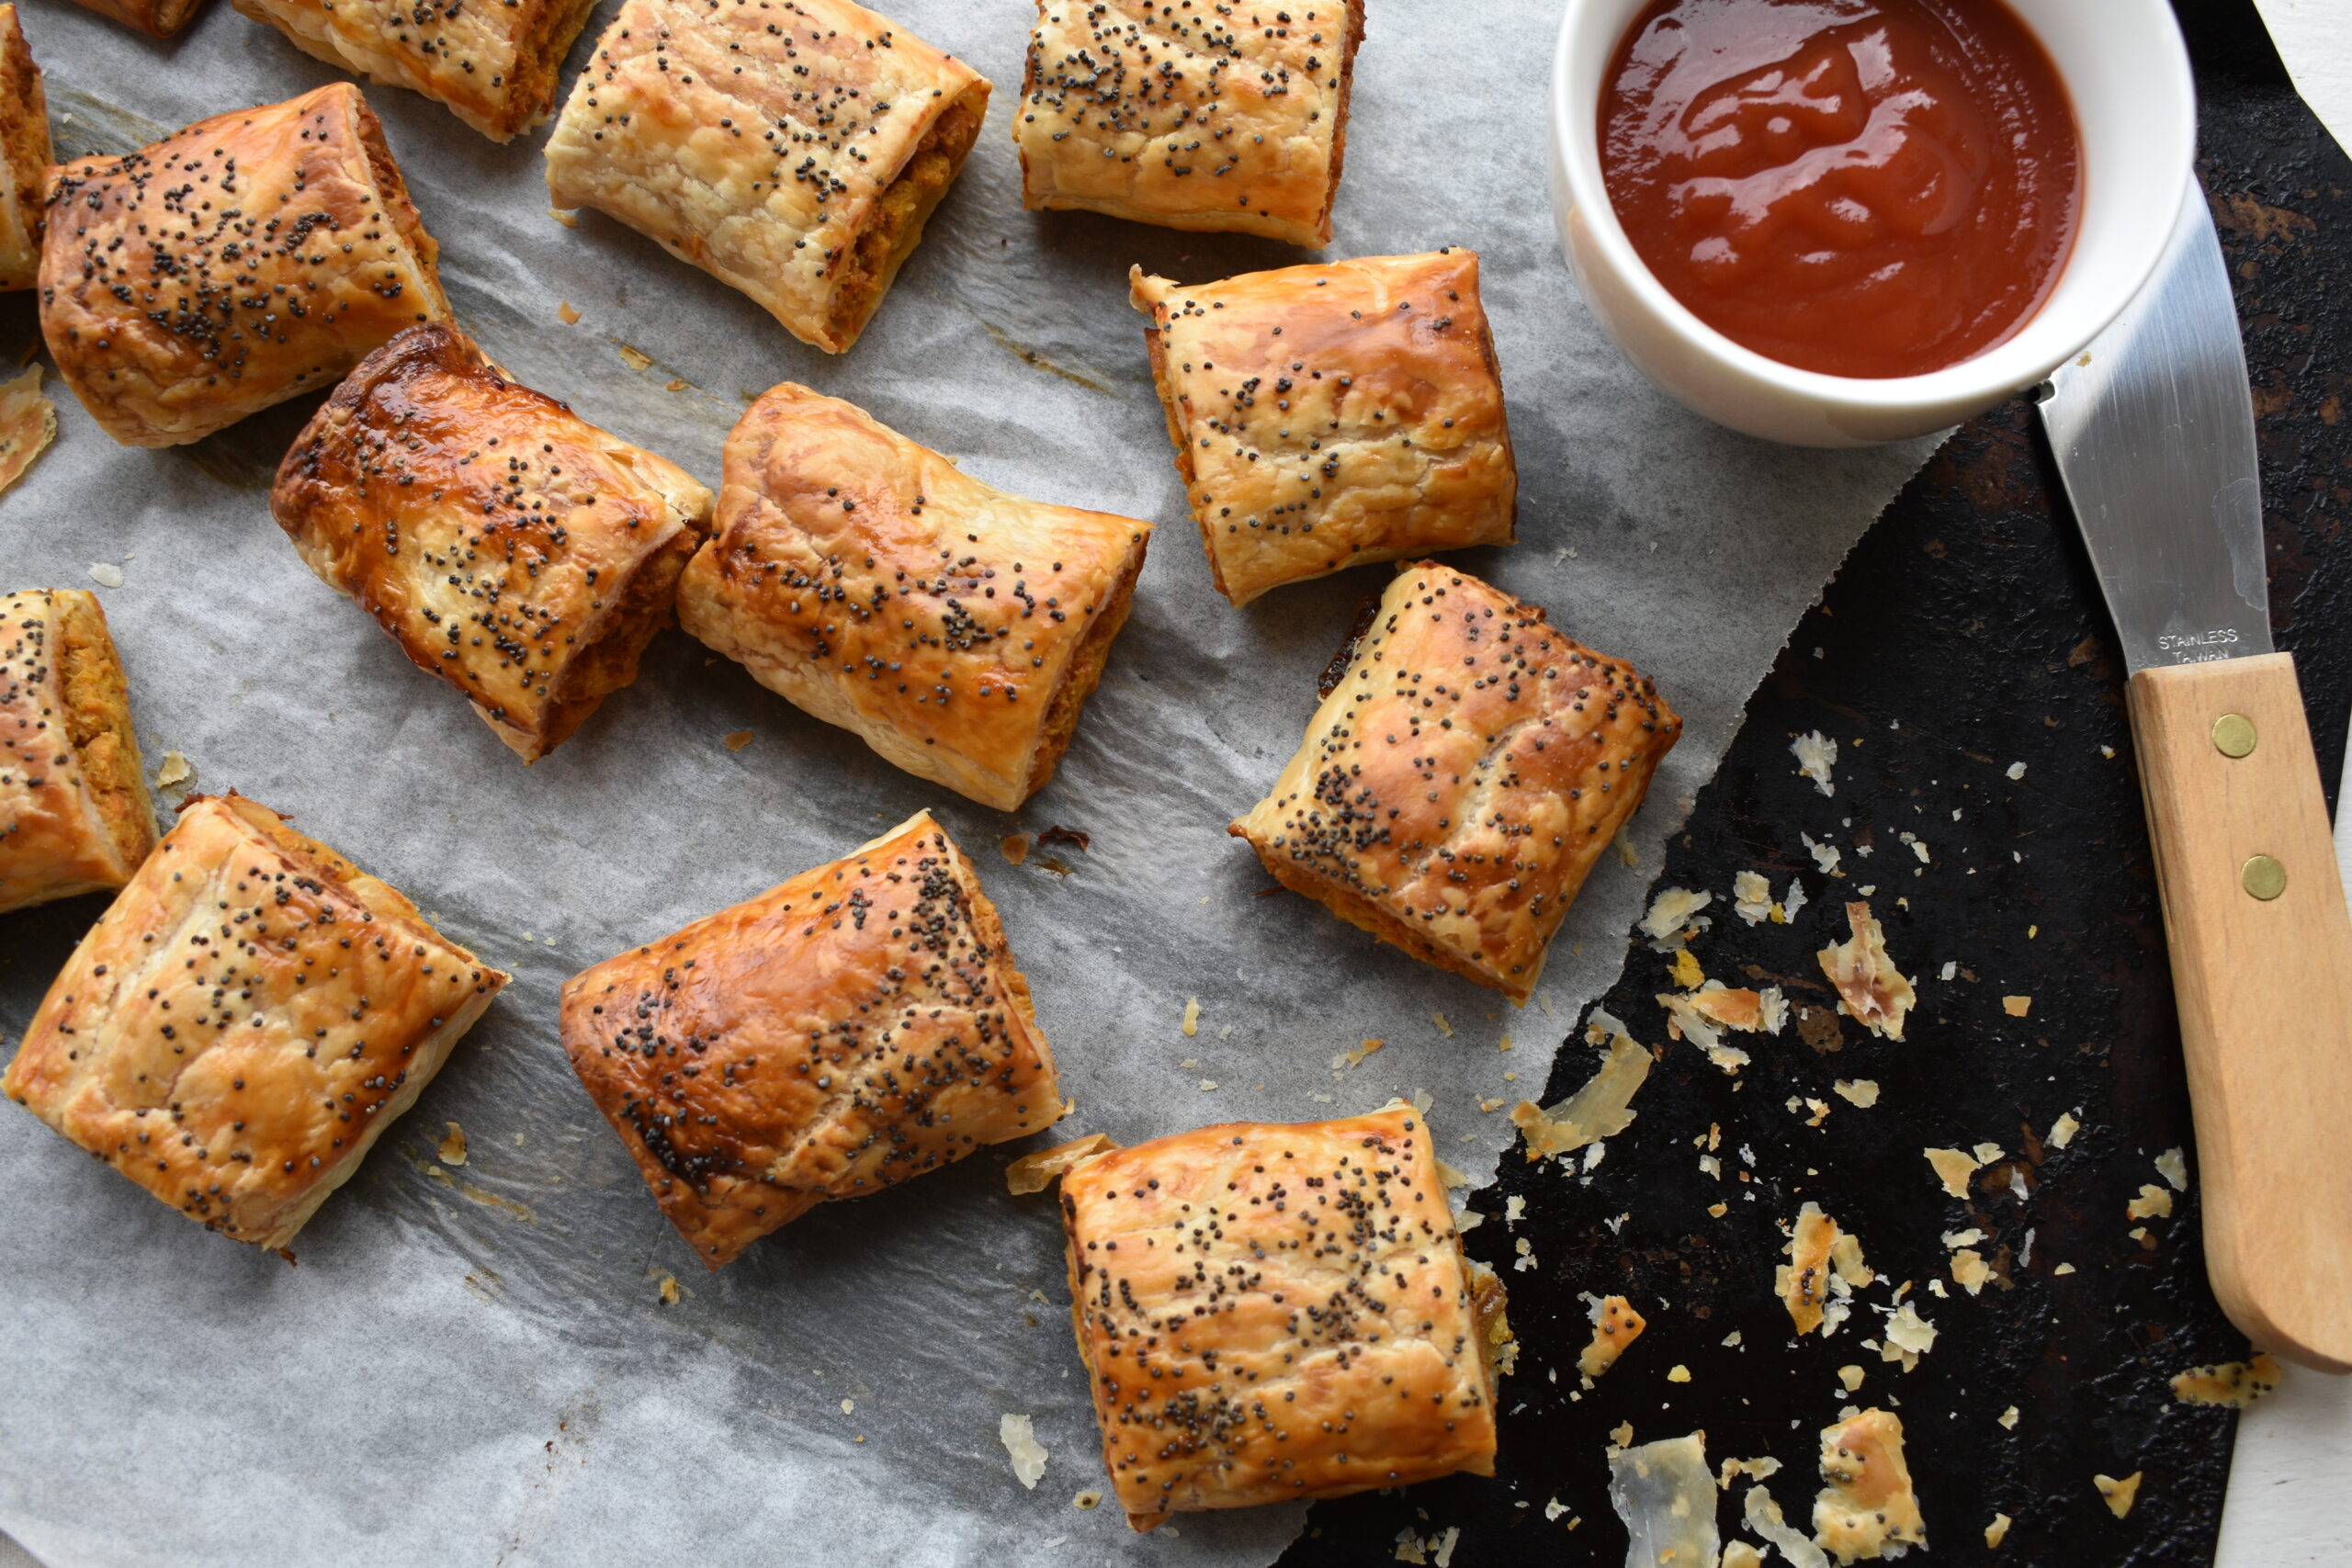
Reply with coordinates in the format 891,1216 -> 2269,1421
2213,713 -> 2258,758
2243,854 -> 2288,901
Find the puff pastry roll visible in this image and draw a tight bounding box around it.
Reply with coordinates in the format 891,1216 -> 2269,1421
39,84 -> 452,449
1,590 -> 155,915
0,5 -> 48,291
66,0 -> 204,38
1133,252 -> 1517,607
678,384 -> 1152,811
1232,562 -> 1681,1000
3,794 -> 507,1249
233,0 -> 599,141
559,811 -> 1060,1268
544,0 -> 989,355
1016,0 -> 1364,248
271,324 -> 714,762
1057,1103 -> 1505,1530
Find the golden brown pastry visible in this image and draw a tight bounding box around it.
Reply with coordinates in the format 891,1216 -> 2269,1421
677,383 -> 1152,811
2,794 -> 507,1249
65,0 -> 204,38
0,4 -> 48,291
233,0 -> 599,141
558,811 -> 1060,1269
1132,251 -> 1517,607
1016,0 -> 1364,247
1232,562 -> 1682,1001
1,589 -> 155,915
0,364 -> 54,495
544,0 -> 989,355
271,323 -> 713,763
1055,1103 -> 1502,1530
39,84 -> 451,449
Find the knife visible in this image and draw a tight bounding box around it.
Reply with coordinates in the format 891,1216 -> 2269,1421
2038,184 -> 2352,1373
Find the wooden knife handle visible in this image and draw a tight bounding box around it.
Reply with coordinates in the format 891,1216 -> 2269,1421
2131,652 -> 2352,1371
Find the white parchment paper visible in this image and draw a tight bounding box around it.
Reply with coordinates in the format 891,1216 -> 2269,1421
0,1 -> 1939,1562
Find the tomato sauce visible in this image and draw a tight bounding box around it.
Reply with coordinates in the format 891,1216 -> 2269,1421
1599,0 -> 2082,379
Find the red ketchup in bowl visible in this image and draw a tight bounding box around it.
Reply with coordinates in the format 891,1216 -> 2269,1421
1599,0 -> 2082,380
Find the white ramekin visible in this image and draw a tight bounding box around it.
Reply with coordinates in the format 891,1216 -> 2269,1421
1547,0 -> 2198,447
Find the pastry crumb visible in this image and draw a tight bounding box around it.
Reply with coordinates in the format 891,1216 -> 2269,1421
1182,997 -> 1200,1036
1006,1133 -> 1114,1195
155,750 -> 195,788
1879,1301 -> 1938,1371
2095,1471 -> 2141,1518
1000,834 -> 1030,865
1838,1364 -> 1865,1393
664,378 -> 690,392
1000,1413 -> 1047,1489
2002,994 -> 2031,1017
1732,869 -> 1777,925
2155,1146 -> 2188,1191
87,562 -> 125,589
617,344 -> 654,371
1073,1490 -> 1101,1510
1950,1249 -> 1991,1294
558,301 -> 582,323
1431,1010 -> 1453,1037
1985,1511 -> 2012,1548
436,1122 -> 468,1167
657,1272 -> 680,1305
2170,1353 -> 2281,1407
1665,1364 -> 1690,1382
1512,1022 -> 1650,1161
1997,1405 -> 2019,1428
1792,730 -> 1838,796
1925,1146 -> 1980,1198
1815,1408 -> 1926,1560
2049,1110 -> 2082,1149
1818,901 -> 1916,1039
1833,1078 -> 1880,1108
1577,1294 -> 1646,1380
841,1398 -> 854,1415
722,729 -> 753,751
2127,1184 -> 2174,1221
2007,761 -> 2027,780
1639,886 -> 1713,943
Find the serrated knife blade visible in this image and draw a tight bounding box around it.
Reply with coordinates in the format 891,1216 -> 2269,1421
2037,180 -> 2352,1373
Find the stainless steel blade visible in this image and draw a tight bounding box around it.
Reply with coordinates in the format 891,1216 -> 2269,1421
2039,186 -> 2270,674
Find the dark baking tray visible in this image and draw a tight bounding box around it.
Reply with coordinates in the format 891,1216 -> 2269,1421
1283,3 -> 2352,1562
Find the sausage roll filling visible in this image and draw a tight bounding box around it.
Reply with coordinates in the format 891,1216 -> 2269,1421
271,323 -> 714,762
1015,0 -> 1364,247
560,812 -> 1061,1269
233,0 -> 602,141
1232,562 -> 1683,1000
545,0 -> 989,355
39,83 -> 450,448
1057,1104 -> 1502,1530
3,795 -> 508,1249
678,383 -> 1152,811
1133,251 -> 1518,606
0,589 -> 155,915
0,4 -> 49,291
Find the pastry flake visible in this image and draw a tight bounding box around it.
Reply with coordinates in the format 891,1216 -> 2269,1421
0,589 -> 156,914
1016,0 -> 1365,247
678,383 -> 1152,810
2,795 -> 508,1248
544,0 -> 989,354
0,4 -> 48,290
271,323 -> 714,762
1059,1103 -> 1498,1530
233,0 -> 600,141
559,811 -> 1061,1268
1132,251 -> 1517,605
1231,562 -> 1682,1000
38,83 -> 451,448
1815,1409 -> 1926,1561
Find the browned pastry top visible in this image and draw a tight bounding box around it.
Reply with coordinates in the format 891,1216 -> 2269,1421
3,795 -> 506,1249
1233,562 -> 1681,1000
1059,1103 -> 1498,1529
560,812 -> 1061,1268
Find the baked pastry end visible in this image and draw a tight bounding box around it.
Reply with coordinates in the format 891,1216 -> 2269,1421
1,588 -> 156,914
0,3 -> 49,290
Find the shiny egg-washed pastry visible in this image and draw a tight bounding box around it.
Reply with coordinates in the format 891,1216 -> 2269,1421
559,811 -> 1060,1268
1232,562 -> 1681,1001
678,383 -> 1152,811
1,589 -> 155,915
544,0 -> 989,354
39,83 -> 451,448
271,323 -> 713,763
1132,251 -> 1517,606
1056,1103 -> 1505,1530
3,794 -> 508,1249
0,4 -> 49,291
66,0 -> 203,37
233,0 -> 600,140
1016,0 -> 1364,247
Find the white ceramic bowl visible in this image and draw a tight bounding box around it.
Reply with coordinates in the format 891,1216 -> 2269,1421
1547,0 -> 2198,447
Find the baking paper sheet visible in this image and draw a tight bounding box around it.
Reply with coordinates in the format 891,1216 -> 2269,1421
0,2 -> 1940,1562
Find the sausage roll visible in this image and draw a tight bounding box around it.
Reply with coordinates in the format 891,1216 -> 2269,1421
0,364 -> 53,496
677,384 -> 1152,811
232,0 -> 599,141
65,0 -> 204,38
0,4 -> 48,291
1,590 -> 155,915
271,323 -> 714,763
1232,562 -> 1682,1001
39,84 -> 452,449
1015,0 -> 1364,248
1057,1103 -> 1503,1531
558,811 -> 1060,1269
544,0 -> 989,355
2,794 -> 508,1249
1132,251 -> 1517,607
